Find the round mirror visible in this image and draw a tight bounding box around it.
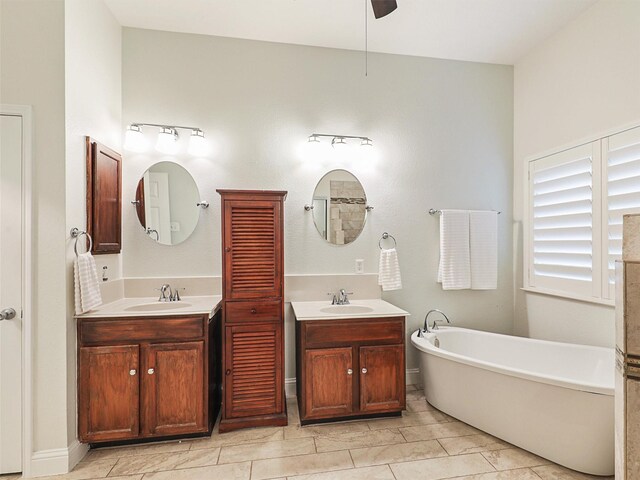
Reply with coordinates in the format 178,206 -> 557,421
133,161 -> 201,245
311,169 -> 367,245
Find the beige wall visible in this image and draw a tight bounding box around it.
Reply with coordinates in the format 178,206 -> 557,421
122,28 -> 515,373
513,0 -> 640,347
1,0 -> 69,458
64,0 -> 121,458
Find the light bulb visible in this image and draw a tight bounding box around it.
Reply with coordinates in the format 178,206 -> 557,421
361,138 -> 373,148
124,125 -> 147,152
331,137 -> 347,149
156,127 -> 178,154
188,129 -> 209,156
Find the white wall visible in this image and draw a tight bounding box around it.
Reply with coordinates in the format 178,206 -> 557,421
513,0 -> 640,347
64,0 -> 122,466
122,28 -> 514,372
0,0 -> 69,467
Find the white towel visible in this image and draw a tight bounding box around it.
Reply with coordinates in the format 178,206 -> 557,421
378,248 -> 402,291
437,210 -> 471,290
74,252 -> 103,315
470,211 -> 498,290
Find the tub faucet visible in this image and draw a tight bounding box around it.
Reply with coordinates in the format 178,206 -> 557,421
417,309 -> 451,337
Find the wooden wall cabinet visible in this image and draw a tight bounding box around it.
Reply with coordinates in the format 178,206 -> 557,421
296,317 -> 406,424
86,137 -> 122,254
77,312 -> 221,444
218,190 -> 287,433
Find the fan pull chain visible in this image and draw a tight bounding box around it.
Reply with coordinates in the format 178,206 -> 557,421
365,0 -> 368,76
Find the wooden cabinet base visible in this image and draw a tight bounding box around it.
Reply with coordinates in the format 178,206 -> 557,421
218,411 -> 288,433
296,316 -> 406,425
300,410 -> 401,426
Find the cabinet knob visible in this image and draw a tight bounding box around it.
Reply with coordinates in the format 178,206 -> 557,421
147,368 -> 155,375
226,369 -> 231,376
347,368 -> 353,375
251,308 -> 257,314
129,369 -> 136,376
361,367 -> 367,374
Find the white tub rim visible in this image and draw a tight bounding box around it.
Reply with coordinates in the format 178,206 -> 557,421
410,327 -> 614,396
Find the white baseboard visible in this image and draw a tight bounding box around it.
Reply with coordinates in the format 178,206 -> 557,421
285,368 -> 421,399
28,440 -> 88,478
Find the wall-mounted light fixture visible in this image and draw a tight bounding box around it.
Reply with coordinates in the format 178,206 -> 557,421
307,133 -> 373,149
124,123 -> 209,156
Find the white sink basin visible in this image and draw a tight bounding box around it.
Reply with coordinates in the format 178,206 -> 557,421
319,305 -> 375,314
124,302 -> 192,312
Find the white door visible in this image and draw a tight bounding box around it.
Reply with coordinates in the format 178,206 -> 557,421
0,114 -> 23,473
143,171 -> 171,244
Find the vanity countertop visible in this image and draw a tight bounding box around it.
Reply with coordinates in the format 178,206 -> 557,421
75,295 -> 222,319
291,299 -> 409,321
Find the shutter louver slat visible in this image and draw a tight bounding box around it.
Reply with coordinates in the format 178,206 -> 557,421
530,149 -> 593,294
229,204 -> 278,297
606,129 -> 640,288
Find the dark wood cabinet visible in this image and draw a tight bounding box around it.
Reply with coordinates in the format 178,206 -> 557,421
142,341 -> 205,436
77,311 -> 220,444
218,190 -> 287,432
304,348 -> 353,418
296,317 -> 406,424
359,344 -> 405,413
78,345 -> 139,442
86,137 -> 122,254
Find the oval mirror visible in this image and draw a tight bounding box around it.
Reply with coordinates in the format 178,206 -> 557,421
133,161 -> 201,245
311,169 -> 367,245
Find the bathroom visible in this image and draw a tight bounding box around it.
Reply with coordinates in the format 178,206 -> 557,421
0,0 -> 638,478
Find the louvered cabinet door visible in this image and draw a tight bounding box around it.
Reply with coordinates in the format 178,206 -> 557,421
224,323 -> 283,418
223,200 -> 282,299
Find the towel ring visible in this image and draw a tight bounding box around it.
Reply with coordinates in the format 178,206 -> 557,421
378,232 -> 397,250
70,228 -> 93,256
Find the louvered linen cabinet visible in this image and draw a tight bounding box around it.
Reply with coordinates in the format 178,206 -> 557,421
217,190 -> 288,432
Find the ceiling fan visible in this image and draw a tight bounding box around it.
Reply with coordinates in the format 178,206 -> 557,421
371,0 -> 398,19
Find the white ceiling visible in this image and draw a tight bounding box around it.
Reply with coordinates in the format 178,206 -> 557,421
104,0 -> 598,65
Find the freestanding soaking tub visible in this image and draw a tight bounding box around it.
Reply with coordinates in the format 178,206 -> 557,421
411,327 -> 614,476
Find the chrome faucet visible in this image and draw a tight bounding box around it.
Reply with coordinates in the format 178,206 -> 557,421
417,309 -> 451,337
158,284 -> 172,302
328,289 -> 354,305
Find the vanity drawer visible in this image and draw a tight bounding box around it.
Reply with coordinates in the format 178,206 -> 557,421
225,300 -> 281,323
80,316 -> 205,345
304,318 -> 404,348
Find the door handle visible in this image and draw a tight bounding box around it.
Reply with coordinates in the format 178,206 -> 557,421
0,308 -> 16,321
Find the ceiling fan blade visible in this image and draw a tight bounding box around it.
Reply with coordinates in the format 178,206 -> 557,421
371,0 -> 397,19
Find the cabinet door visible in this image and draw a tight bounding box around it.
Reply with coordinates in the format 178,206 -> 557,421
225,324 -> 283,418
359,345 -> 405,413
78,345 -> 139,442
142,341 -> 205,436
86,137 -> 122,254
305,348 -> 353,418
223,199 -> 282,299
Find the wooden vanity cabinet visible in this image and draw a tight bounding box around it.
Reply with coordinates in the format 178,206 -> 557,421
296,317 -> 406,424
218,190 -> 288,433
77,311 -> 221,444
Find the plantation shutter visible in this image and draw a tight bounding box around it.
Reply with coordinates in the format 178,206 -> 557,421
604,126 -> 640,298
529,143 -> 600,297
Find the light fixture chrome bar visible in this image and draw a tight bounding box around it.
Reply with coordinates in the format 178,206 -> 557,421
131,122 -> 203,132
310,133 -> 372,142
429,208 -> 501,215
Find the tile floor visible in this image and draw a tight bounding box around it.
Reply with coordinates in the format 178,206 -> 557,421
1,386 -> 613,480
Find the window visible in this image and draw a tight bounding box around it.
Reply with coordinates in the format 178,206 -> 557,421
526,125 -> 640,304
